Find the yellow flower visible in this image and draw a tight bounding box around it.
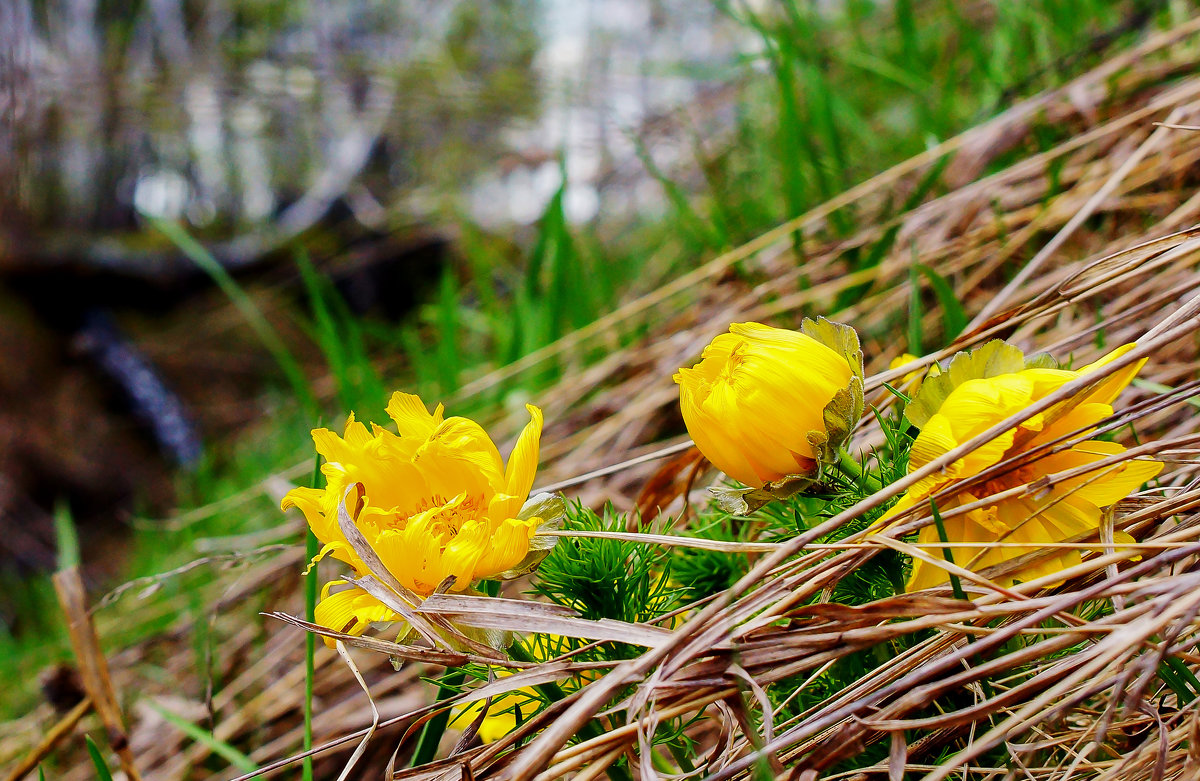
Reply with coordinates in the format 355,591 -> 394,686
449,668 -> 540,744
673,320 -> 863,488
886,342 -> 1162,591
889,353 -> 941,395
450,637 -> 597,743
282,392 -> 545,637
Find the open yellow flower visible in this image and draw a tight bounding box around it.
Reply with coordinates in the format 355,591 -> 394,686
886,342 -> 1162,591
673,320 -> 863,489
281,392 -> 546,637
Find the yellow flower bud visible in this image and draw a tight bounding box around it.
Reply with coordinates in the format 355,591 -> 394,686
673,320 -> 863,489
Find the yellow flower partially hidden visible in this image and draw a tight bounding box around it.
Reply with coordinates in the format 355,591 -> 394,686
889,353 -> 941,396
674,319 -> 864,489
450,637 -> 598,743
282,392 -> 545,638
449,668 -> 540,744
885,342 -> 1162,591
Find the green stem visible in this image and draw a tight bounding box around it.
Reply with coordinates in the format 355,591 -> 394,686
411,668 -> 468,766
667,740 -> 696,773
929,499 -> 966,602
650,749 -> 677,774
835,447 -> 882,492
302,453 -> 321,781
929,500 -> 998,706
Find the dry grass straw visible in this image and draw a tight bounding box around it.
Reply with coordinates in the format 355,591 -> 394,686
9,15 -> 1200,781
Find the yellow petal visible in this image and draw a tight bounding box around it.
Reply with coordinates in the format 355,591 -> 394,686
680,383 -> 772,487
706,379 -> 816,477
906,509 -> 991,592
451,688 -> 537,743
474,517 -> 540,576
375,524 -> 447,594
343,412 -> 373,449
415,417 -> 505,497
1038,440 -> 1162,508
282,485 -> 345,547
996,497 -> 1091,584
314,586 -> 401,647
386,392 -> 444,439
439,520 -> 490,590
306,540 -> 361,574
1023,402 -> 1112,450
500,405 -> 544,519
1076,343 -> 1144,406
908,415 -> 959,473
311,427 -> 350,465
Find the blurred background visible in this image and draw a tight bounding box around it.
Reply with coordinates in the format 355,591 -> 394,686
0,0 -> 1173,722
0,0 -> 748,576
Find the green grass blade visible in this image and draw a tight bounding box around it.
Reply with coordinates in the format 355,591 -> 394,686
915,263 -> 968,344
296,249 -> 350,409
151,218 -> 316,417
929,499 -> 966,601
85,736 -> 115,781
1133,379 -> 1200,410
149,702 -> 259,773
54,500 -> 79,571
907,261 -> 923,356
434,268 -> 462,394
410,668 -> 467,766
303,452 -> 322,781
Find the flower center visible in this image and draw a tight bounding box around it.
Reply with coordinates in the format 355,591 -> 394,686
981,460 -> 1041,501
716,340 -> 750,387
413,493 -> 485,539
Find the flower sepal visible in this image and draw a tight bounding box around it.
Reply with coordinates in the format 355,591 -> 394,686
710,472 -> 818,516
904,340 -> 1029,428
800,317 -> 865,468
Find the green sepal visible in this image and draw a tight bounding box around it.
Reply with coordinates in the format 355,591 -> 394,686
711,473 -> 818,516
905,340 -> 1027,429
1024,352 -> 1060,370
801,316 -> 865,381
814,375 -> 865,465
800,316 -> 866,465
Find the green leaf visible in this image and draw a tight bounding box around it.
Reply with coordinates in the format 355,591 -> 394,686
908,263 -> 923,355
930,500 -> 967,601
710,473 -> 816,516
153,218 -> 317,418
800,316 -> 864,380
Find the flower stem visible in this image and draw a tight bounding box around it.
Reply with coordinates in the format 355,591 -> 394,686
835,447 -> 882,492
411,667 -> 467,766
302,452 -> 321,781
